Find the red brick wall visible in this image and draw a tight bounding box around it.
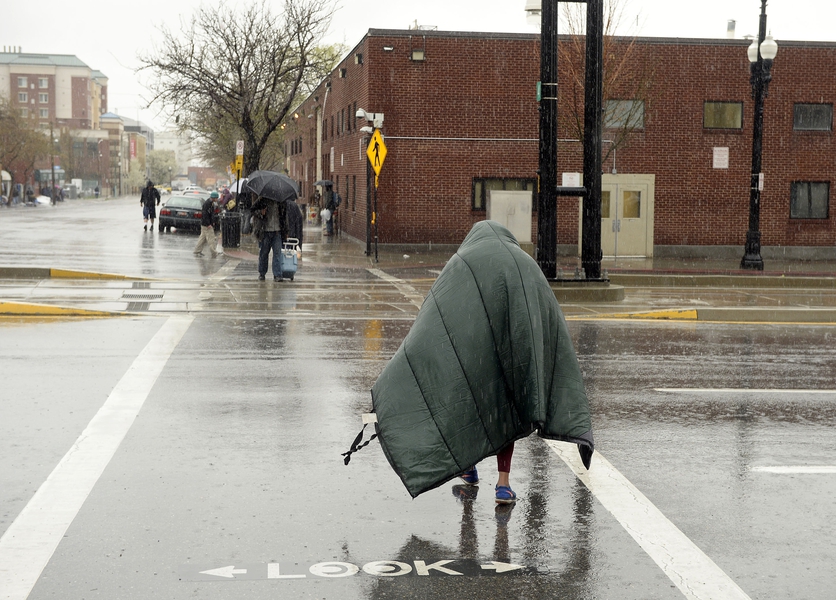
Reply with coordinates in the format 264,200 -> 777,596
287,32 -> 836,249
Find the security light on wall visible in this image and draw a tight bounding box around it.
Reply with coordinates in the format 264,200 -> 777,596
356,108 -> 384,129
410,49 -> 425,61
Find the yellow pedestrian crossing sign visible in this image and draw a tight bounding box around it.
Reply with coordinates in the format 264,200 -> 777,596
366,129 -> 386,188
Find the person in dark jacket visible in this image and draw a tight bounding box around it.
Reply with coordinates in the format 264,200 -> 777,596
286,201 -> 304,252
193,192 -> 219,257
140,180 -> 161,231
252,196 -> 287,281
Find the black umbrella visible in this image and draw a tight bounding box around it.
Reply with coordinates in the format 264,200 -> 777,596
246,170 -> 299,203
314,179 -> 333,187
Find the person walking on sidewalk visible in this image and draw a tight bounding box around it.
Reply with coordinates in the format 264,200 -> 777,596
252,196 -> 287,281
140,181 -> 161,231
193,192 -> 219,257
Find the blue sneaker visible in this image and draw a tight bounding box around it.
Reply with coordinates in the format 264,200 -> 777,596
495,485 -> 517,504
460,467 -> 479,486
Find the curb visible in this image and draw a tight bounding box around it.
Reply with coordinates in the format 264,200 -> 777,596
0,301 -> 124,317
579,307 -> 836,324
0,267 -> 147,280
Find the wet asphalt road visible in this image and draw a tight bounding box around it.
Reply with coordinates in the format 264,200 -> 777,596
1,198 -> 836,599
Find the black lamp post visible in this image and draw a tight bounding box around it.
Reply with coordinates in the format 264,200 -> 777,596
528,0 -> 604,281
741,0 -> 778,270
534,0 -> 558,280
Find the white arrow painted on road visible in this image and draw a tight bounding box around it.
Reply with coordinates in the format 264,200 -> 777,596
480,561 -> 524,573
200,565 -> 248,578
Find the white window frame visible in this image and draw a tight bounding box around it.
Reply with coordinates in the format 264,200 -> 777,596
39,93 -> 48,104
18,92 -> 28,103
17,76 -> 27,87
39,77 -> 48,88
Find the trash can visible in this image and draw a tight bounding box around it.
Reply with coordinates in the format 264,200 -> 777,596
221,212 -> 242,248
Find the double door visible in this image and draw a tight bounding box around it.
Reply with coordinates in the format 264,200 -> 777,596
584,174 -> 654,258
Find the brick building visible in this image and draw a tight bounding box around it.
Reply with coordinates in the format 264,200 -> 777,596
285,29 -> 836,258
0,51 -> 107,131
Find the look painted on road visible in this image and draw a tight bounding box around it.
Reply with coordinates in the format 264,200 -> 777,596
182,559 -> 530,581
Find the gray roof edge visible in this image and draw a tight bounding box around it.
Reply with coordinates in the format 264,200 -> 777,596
364,29 -> 836,48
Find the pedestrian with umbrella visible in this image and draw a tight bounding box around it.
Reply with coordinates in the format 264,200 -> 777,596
247,171 -> 298,282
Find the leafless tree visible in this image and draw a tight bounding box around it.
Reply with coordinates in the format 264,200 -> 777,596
140,0 -> 334,174
558,0 -> 655,166
0,96 -> 49,188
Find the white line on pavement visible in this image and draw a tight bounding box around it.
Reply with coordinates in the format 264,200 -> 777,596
655,388 -> 836,394
752,466 -> 836,474
0,315 -> 194,600
367,268 -> 425,309
547,440 -> 752,600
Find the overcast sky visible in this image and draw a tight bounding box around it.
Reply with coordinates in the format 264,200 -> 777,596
5,0 -> 835,131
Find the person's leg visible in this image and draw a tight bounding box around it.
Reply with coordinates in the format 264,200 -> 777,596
496,443 -> 514,484
495,443 -> 516,503
271,232 -> 283,280
143,205 -> 149,230
257,232 -> 272,278
194,226 -> 207,253
208,225 -> 218,256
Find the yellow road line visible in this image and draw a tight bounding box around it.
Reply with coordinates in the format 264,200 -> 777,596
49,269 -> 146,280
575,309 -> 699,321
0,302 -> 120,317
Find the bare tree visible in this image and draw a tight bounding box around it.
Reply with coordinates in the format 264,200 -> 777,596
558,0 -> 655,165
0,96 -> 49,188
140,0 -> 334,174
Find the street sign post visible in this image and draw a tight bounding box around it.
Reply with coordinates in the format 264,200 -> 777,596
365,129 -> 387,263
366,129 -> 386,188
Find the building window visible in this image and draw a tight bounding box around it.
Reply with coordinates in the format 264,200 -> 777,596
17,77 -> 27,87
604,99 -> 644,129
18,92 -> 28,103
793,103 -> 832,131
472,177 -> 536,211
352,175 -> 356,211
39,77 -> 48,88
790,182 -> 829,219
39,93 -> 48,103
19,108 -> 28,118
39,108 -> 49,118
703,101 -> 743,129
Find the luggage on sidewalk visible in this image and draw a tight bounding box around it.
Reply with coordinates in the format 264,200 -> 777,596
282,237 -> 299,281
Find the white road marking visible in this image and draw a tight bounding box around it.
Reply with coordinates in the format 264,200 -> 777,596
752,466 -> 836,474
209,258 -> 241,282
200,565 -> 248,578
0,315 -> 193,600
547,440 -> 752,600
367,268 -> 425,309
655,388 -> 836,394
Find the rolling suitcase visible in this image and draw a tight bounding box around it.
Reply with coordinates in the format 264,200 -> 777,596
282,237 -> 299,281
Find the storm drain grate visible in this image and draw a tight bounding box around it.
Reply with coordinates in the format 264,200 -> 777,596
121,293 -> 164,301
126,302 -> 150,311
132,282 -> 150,289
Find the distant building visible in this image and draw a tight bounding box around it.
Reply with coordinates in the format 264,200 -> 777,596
0,51 -> 107,131
155,130 -> 196,178
0,50 -> 116,194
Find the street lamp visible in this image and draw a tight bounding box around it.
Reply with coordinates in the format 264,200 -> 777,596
741,0 -> 778,270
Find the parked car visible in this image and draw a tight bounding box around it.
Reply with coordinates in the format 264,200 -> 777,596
158,194 -> 215,232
